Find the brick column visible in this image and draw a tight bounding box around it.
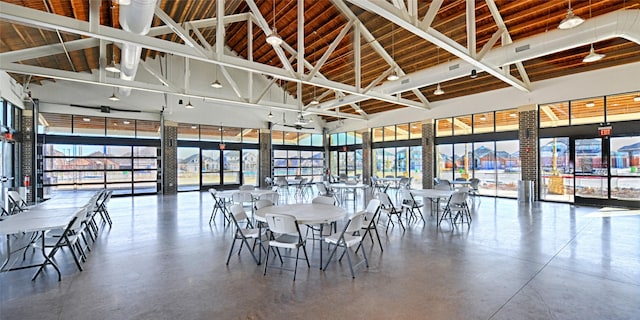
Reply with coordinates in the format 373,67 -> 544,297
259,128 -> 272,189
360,129 -> 371,185
21,109 -> 34,202
163,121 -> 178,194
422,119 -> 435,189
518,105 -> 539,200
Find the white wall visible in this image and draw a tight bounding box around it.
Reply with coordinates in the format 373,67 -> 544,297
0,71 -> 25,109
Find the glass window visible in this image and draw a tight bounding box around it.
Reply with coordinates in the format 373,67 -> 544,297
383,126 -> 395,141
346,132 -> 355,145
329,151 -> 338,178
242,149 -> 259,185
133,146 -> 156,157
298,133 -> 312,146
178,123 -> 199,140
453,143 -> 472,180
436,118 -> 452,137
383,147 -> 396,177
338,152 -> 346,175
105,145 -> 131,157
371,148 -> 381,178
496,140 -> 519,198
272,130 -> 284,145
5,101 -> 13,128
73,115 -> 105,136
474,113 -> 494,134
355,132 -> 363,144
409,146 -> 422,188
177,147 -> 200,191
39,113 -> 72,135
396,124 -> 409,140
539,137 -> 572,202
136,120 -> 160,139
410,122 -> 422,139
610,136 -> 640,177
200,125 -> 221,142
372,127 -> 383,142
243,128 -> 259,144
202,149 -> 220,185
606,93 -> 640,122
453,115 -> 472,136
222,127 -> 242,143
436,144 -> 452,181
312,134 -> 323,146
355,149 -> 363,177
396,147 -> 409,177
106,118 -> 135,138
336,133 -> 346,145
222,150 -> 240,184
572,97 -> 604,125
495,109 -> 519,132
283,131 -> 297,145
330,133 -> 338,146
540,102 -> 569,128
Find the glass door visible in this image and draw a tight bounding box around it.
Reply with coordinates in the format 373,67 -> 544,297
222,150 -> 240,185
201,149 -> 220,186
573,138 -> 608,203
540,137 -> 573,202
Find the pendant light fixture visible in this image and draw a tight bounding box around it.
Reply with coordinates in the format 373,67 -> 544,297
558,0 -> 584,30
583,45 -> 605,63
185,99 -> 194,109
433,47 -> 444,95
268,111 -> 274,118
266,0 -> 283,46
211,65 -> 223,88
108,87 -> 119,101
582,0 -> 605,63
387,24 -> 399,81
105,43 -> 120,73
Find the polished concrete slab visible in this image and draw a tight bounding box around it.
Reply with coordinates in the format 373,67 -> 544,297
1,191 -> 639,319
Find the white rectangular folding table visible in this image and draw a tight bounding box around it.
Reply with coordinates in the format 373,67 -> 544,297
0,207 -> 79,281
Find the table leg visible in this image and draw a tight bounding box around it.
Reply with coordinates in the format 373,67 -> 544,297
319,224 -> 323,269
257,222 -> 262,265
32,231 -> 62,281
0,235 -> 10,271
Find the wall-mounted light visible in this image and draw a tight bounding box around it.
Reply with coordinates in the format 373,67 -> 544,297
585,101 -> 595,107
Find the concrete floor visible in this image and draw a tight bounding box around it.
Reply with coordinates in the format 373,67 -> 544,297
1,191 -> 639,320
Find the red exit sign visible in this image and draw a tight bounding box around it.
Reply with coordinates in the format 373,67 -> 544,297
598,126 -> 612,136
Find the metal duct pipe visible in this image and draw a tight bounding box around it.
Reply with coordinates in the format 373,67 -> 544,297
321,9 -> 640,109
117,0 -> 158,97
